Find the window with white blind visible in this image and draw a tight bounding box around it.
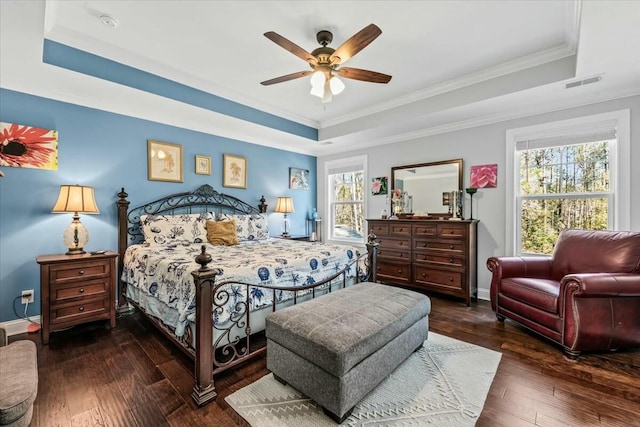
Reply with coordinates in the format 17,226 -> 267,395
506,110 -> 630,255
325,155 -> 367,244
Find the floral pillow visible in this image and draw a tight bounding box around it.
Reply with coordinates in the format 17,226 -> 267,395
140,213 -> 212,246
218,213 -> 269,241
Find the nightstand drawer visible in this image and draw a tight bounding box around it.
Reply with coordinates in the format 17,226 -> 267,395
50,298 -> 110,324
51,278 -> 110,303
49,260 -> 110,284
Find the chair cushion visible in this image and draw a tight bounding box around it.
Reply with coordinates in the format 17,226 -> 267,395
552,229 -> 640,279
500,277 -> 560,314
0,340 -> 38,425
266,282 -> 431,377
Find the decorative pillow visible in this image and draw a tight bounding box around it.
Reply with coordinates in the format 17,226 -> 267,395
206,220 -> 239,246
218,213 -> 269,241
140,213 -> 211,246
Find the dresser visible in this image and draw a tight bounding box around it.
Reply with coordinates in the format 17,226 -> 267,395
37,251 -> 118,344
367,219 -> 478,305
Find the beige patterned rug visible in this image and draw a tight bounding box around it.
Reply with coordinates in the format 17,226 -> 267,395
226,332 -> 502,426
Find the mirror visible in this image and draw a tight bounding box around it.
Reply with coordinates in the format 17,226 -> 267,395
391,158 -> 463,216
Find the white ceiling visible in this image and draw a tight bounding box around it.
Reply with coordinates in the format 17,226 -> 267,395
1,1 -> 639,156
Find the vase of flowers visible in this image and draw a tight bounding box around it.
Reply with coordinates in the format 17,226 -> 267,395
390,188 -> 403,219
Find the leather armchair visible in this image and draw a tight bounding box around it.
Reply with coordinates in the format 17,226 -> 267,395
487,229 -> 640,359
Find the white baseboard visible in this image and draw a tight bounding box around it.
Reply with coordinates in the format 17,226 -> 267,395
477,288 -> 490,301
0,316 -> 41,337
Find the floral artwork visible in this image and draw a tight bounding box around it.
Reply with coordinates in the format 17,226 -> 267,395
148,140 -> 183,182
371,176 -> 388,195
223,154 -> 247,189
470,164 -> 498,188
0,122 -> 58,170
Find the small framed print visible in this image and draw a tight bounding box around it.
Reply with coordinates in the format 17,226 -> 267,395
223,154 -> 247,189
147,140 -> 183,183
289,167 -> 309,190
195,155 -> 211,175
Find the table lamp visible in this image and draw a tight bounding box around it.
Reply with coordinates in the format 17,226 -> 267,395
52,185 -> 100,254
274,196 -> 294,237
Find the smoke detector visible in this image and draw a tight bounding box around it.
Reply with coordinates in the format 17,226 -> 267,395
99,14 -> 119,28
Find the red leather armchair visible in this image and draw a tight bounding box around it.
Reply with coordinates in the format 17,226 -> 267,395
487,229 -> 640,359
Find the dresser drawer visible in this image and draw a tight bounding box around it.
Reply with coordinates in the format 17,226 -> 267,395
413,240 -> 465,253
375,237 -> 410,250
413,252 -> 464,267
389,222 -> 411,237
376,259 -> 411,284
437,223 -> 467,238
51,278 -> 110,303
369,222 -> 389,236
413,266 -> 463,291
377,248 -> 411,260
49,260 -> 111,284
413,223 -> 437,237
50,297 -> 110,324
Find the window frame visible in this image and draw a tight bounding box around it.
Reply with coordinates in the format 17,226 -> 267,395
324,155 -> 367,245
505,110 -> 630,256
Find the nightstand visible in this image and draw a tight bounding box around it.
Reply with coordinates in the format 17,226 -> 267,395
36,251 -> 118,344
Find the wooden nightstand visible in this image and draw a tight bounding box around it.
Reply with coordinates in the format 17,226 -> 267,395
36,251 -> 118,344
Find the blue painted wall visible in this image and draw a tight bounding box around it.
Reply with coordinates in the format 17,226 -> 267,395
0,88 -> 317,322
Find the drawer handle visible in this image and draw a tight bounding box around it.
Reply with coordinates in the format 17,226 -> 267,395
422,243 -> 427,247
78,270 -> 85,275
422,255 -> 427,260
399,228 -> 403,232
422,273 -> 427,278
449,258 -> 454,263
377,267 -> 381,270
449,245 -> 454,249
398,252 -> 402,257
450,230 -> 454,234
79,306 -> 84,312
398,269 -> 403,273
449,277 -> 454,282
79,288 -> 85,293
399,242 -> 404,245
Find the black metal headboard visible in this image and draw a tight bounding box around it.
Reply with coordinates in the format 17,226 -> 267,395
116,184 -> 267,309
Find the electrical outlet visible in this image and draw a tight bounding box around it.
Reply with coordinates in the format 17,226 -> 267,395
21,289 -> 34,304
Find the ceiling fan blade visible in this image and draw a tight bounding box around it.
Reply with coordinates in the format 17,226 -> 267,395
264,31 -> 317,65
336,67 -> 392,84
261,71 -> 313,86
329,24 -> 382,65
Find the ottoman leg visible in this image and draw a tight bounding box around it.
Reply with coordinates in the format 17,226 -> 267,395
273,373 -> 287,386
323,406 -> 354,424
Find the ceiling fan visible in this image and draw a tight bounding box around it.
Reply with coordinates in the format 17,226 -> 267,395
261,24 -> 392,103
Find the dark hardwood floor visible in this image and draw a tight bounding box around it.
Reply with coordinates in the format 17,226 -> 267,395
13,294 -> 640,427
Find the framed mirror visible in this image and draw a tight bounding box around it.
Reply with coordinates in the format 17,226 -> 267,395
391,158 -> 463,217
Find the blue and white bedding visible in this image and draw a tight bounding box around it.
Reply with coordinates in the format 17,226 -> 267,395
122,238 -> 359,336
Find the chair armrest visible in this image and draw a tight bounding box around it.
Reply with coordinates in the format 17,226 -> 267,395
561,273 -> 640,297
487,256 -> 553,278
487,256 -> 553,311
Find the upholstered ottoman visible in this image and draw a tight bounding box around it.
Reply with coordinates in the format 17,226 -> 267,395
266,282 -> 430,422
0,329 -> 38,427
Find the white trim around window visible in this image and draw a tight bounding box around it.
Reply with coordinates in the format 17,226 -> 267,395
505,109 -> 630,256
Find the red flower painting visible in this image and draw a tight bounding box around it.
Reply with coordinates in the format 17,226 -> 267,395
0,122 -> 58,170
470,164 -> 497,188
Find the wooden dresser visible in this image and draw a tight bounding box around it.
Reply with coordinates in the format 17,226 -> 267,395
367,219 -> 478,305
37,251 -> 118,344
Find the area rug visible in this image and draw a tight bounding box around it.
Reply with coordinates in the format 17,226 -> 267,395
225,332 -> 502,426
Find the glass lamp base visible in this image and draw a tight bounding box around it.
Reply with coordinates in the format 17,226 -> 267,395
63,216 -> 89,255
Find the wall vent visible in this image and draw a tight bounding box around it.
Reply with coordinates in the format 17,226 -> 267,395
565,75 -> 603,89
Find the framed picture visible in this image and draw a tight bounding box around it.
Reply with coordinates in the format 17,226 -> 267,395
371,176 -> 388,195
0,122 -> 58,170
147,140 -> 183,182
195,155 -> 211,175
289,167 -> 309,190
223,154 -> 247,188
470,164 -> 498,188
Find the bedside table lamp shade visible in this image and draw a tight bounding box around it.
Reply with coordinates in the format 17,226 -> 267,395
274,196 -> 294,237
52,185 -> 100,255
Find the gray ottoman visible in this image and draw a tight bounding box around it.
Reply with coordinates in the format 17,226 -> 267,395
0,329 -> 38,427
266,282 -> 430,422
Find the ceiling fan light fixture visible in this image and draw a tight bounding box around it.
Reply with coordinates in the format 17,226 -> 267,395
329,75 -> 345,95
310,83 -> 324,98
310,70 -> 325,87
321,79 -> 333,103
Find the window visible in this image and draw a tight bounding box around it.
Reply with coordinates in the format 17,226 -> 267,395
325,156 -> 366,243
506,110 -> 630,255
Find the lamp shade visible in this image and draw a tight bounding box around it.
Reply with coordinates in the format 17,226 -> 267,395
52,185 -> 100,214
274,197 -> 295,214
